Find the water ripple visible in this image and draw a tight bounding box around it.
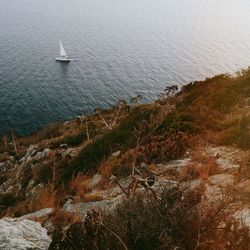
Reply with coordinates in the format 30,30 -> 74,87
0,0 -> 250,135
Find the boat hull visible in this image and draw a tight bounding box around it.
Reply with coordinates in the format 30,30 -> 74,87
55,57 -> 70,62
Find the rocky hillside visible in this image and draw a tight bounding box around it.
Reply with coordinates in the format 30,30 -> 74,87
0,68 -> 250,249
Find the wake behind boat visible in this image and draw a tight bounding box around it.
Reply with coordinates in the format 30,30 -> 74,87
55,40 -> 70,62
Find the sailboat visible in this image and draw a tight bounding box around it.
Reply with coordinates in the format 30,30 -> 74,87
55,40 -> 70,62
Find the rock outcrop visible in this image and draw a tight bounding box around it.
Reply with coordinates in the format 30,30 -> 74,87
0,217 -> 51,250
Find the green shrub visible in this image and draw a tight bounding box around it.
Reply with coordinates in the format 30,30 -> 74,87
222,115 -> 250,149
57,108 -> 152,185
0,175 -> 7,185
157,110 -> 199,134
64,131 -> 86,147
32,162 -> 53,185
0,193 -> 17,210
49,186 -> 202,250
49,185 -> 250,250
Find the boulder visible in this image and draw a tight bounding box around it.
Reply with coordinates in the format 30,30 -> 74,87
60,144 -> 68,149
111,150 -> 121,158
0,162 -> 6,172
234,208 -> 250,229
208,146 -> 240,171
208,174 -> 234,186
25,145 -> 36,158
41,148 -> 50,158
203,174 -> 235,203
88,174 -> 103,189
236,179 -> 250,194
34,152 -> 42,161
19,157 -> 26,163
9,156 -> 15,162
61,148 -> 74,159
0,217 -> 51,250
63,199 -> 74,213
69,196 -> 123,216
155,158 -> 191,175
26,156 -> 32,163
216,158 -> 240,172
21,208 -> 53,220
16,162 -> 32,190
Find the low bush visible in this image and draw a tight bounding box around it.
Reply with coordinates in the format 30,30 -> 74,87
32,162 -> 53,185
50,209 -> 80,229
157,110 -> 199,134
0,193 -> 18,211
180,159 -> 222,181
32,185 -> 58,211
111,132 -> 191,177
0,175 -> 7,185
222,115 -> 250,150
68,173 -> 90,200
56,108 -> 152,185
49,185 -> 250,250
64,131 -> 86,147
49,186 -> 202,250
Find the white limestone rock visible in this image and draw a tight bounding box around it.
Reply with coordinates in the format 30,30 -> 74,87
21,208 -> 53,220
0,162 -> 6,172
234,208 -> 250,229
41,148 -> 50,158
25,145 -> 37,158
111,150 -> 121,158
63,199 -> 74,213
88,174 -> 103,189
0,217 -> 51,250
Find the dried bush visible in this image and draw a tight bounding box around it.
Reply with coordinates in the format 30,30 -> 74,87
56,108 -> 152,185
180,157 -> 222,181
49,184 -> 250,250
98,160 -> 114,178
0,175 -> 7,185
32,162 -> 53,184
30,184 -> 58,211
84,192 -> 103,202
0,193 -> 18,212
222,115 -> 250,150
68,173 -> 90,200
195,200 -> 250,250
64,131 -> 87,147
157,110 -> 199,134
49,186 -> 202,250
112,132 -> 191,177
50,209 -> 80,228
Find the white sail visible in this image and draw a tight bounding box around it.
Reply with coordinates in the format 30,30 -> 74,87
55,40 -> 70,62
59,40 -> 67,57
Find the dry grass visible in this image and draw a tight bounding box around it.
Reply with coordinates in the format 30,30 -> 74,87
84,192 -> 103,202
69,174 -> 104,202
11,201 -> 31,217
69,173 -> 90,201
49,184 -> 250,250
6,184 -> 58,217
33,184 -> 58,210
50,209 -> 81,228
180,156 -> 223,181
98,159 -> 114,178
32,161 -> 53,184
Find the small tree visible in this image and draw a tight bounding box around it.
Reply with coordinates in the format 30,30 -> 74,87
78,115 -> 90,141
111,100 -> 127,127
94,108 -> 111,129
2,135 -> 8,150
159,85 -> 178,101
130,94 -> 143,106
11,129 -> 19,154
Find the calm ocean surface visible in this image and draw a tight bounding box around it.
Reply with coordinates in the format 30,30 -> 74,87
0,0 -> 250,136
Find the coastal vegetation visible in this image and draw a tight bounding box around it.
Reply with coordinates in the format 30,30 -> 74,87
0,68 -> 250,249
